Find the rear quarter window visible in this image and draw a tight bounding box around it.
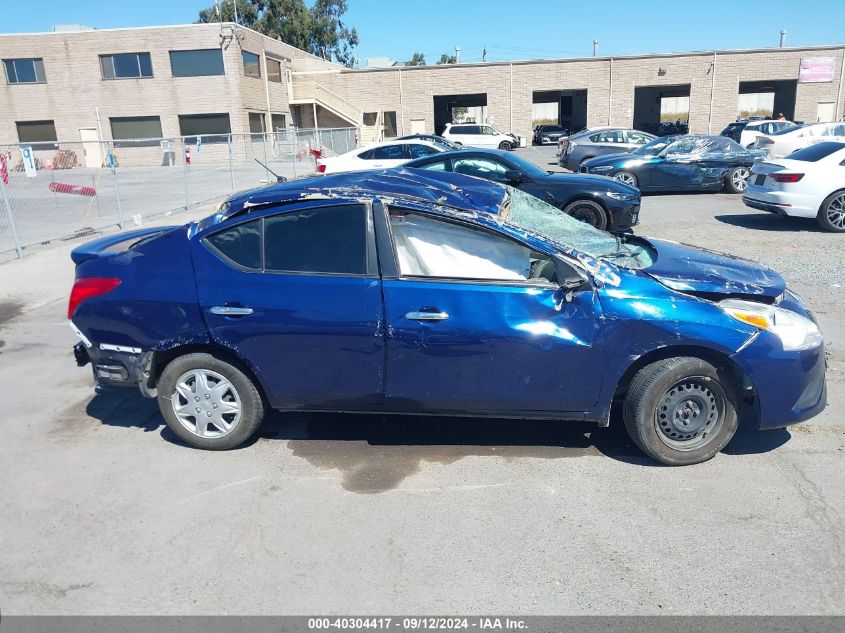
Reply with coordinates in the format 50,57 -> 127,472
205,219 -> 262,269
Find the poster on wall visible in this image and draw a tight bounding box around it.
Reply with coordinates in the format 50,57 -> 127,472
798,57 -> 835,83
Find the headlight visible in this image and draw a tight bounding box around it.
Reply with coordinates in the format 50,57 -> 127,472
590,165 -> 613,172
719,299 -> 823,351
606,191 -> 638,201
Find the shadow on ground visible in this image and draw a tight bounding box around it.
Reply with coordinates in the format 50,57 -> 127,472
715,213 -> 821,232
76,389 -> 791,493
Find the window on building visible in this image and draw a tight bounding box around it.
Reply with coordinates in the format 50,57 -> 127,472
109,116 -> 163,147
4,58 -> 46,84
170,49 -> 225,77
384,111 -> 398,138
363,112 -> 378,126
242,51 -> 261,78
266,57 -> 283,83
100,53 -> 153,79
16,120 -> 58,145
248,112 -> 266,135
264,205 -> 367,275
178,113 -> 231,143
270,113 -> 286,130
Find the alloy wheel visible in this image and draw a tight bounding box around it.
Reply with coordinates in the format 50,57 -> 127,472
171,369 -> 242,438
732,167 -> 750,192
614,172 -> 637,187
826,193 -> 845,229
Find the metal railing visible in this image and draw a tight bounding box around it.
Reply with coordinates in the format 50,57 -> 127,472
290,81 -> 361,125
0,127 -> 358,262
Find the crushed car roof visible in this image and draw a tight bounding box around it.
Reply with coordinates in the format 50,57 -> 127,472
212,168 -> 508,224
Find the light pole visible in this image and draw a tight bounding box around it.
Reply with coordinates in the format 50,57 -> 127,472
779,30 -> 787,48
593,40 -> 599,57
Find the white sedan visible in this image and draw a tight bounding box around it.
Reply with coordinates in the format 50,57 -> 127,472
742,141 -> 845,232
754,122 -> 845,158
316,139 -> 444,174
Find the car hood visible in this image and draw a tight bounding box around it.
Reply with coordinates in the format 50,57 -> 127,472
642,238 -> 786,299
537,172 -> 639,194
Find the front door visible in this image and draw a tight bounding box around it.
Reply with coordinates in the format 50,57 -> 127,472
79,128 -> 103,168
378,207 -> 603,415
191,203 -> 384,410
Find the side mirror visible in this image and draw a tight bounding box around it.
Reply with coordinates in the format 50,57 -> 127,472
553,257 -> 590,302
504,169 -> 525,184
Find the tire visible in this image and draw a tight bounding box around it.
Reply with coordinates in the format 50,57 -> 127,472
157,352 -> 265,450
579,156 -> 595,166
817,190 -> 845,232
498,141 -> 513,151
725,166 -> 751,193
562,199 -> 608,230
613,171 -> 638,188
623,357 -> 739,466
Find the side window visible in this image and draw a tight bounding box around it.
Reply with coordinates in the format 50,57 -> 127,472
205,219 -> 262,270
449,126 -> 466,135
464,126 -> 482,135
418,160 -> 449,171
358,148 -> 375,160
588,134 -> 600,142
596,130 -> 625,143
482,126 -> 497,135
626,131 -> 651,144
265,205 -> 367,274
370,144 -> 406,160
407,144 -> 440,158
453,157 -> 510,182
388,211 -> 555,283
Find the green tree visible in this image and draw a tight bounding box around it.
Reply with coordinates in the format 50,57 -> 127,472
437,53 -> 457,64
406,52 -> 426,66
197,0 -> 359,67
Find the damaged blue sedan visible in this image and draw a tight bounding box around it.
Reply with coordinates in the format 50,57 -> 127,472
68,169 -> 826,465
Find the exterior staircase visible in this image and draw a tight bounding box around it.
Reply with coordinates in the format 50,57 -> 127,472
289,81 -> 362,129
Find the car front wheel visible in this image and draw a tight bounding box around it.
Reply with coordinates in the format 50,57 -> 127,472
562,199 -> 608,230
158,352 -> 265,450
498,141 -> 513,151
623,357 -> 739,465
726,166 -> 751,193
613,171 -> 638,187
817,190 -> 845,232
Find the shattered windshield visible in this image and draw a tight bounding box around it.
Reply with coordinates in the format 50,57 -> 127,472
633,136 -> 673,155
500,188 -> 654,269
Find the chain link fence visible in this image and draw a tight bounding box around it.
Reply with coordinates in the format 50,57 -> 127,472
0,127 -> 358,262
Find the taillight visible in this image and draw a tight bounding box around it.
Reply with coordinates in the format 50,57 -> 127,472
68,277 -> 121,319
316,163 -> 327,173
770,173 -> 804,183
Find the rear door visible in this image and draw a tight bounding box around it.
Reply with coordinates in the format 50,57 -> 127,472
376,206 -> 603,414
192,203 -> 385,410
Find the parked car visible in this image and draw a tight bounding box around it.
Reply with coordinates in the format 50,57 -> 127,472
720,119 -> 796,148
67,169 -> 826,466
753,122 -> 845,159
316,139 -> 444,173
581,134 -> 765,193
559,128 -> 656,171
404,148 -> 640,231
533,125 -> 569,145
742,141 -> 845,232
397,133 -> 463,150
442,123 -> 521,150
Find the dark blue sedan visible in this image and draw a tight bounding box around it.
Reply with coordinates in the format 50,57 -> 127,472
68,169 -> 826,465
581,135 -> 766,193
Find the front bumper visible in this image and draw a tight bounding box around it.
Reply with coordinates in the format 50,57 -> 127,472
605,201 -> 640,231
731,301 -> 827,429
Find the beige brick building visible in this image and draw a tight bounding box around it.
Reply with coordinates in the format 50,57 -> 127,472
1,22 -> 844,151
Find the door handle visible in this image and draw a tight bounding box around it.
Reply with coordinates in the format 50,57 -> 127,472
405,310 -> 449,321
210,306 -> 254,316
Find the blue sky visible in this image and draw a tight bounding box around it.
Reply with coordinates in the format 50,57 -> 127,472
3,0 -> 844,64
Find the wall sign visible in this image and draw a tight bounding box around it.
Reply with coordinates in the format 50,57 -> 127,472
799,57 -> 835,83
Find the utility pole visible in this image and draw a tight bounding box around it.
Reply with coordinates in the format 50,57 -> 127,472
233,0 -> 239,25
455,46 -> 461,64
779,30 -> 787,48
593,40 -> 599,57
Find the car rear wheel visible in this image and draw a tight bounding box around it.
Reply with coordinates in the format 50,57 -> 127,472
613,171 -> 638,187
623,357 -> 739,466
562,199 -> 608,230
498,141 -> 513,151
158,353 -> 264,450
726,166 -> 751,193
817,190 -> 845,232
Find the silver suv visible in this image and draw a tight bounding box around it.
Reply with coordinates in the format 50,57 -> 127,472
559,128 -> 655,171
